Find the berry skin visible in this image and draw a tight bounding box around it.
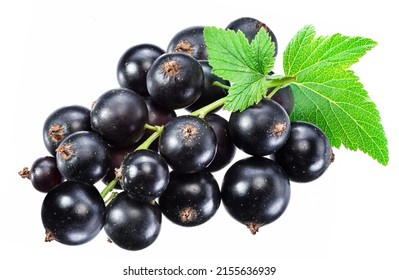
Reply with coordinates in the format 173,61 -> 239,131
158,115 -> 217,173
159,171 -> 221,227
228,98 -> 290,156
104,192 -> 162,251
119,149 -> 169,202
274,121 -> 334,182
166,26 -> 207,60
19,156 -> 63,193
56,131 -> 111,184
204,113 -> 236,172
91,88 -> 148,147
268,86 -> 295,116
226,17 -> 278,56
116,44 -> 165,96
221,157 -> 290,234
41,181 -> 105,245
43,105 -> 91,156
186,60 -> 229,112
146,53 -> 204,110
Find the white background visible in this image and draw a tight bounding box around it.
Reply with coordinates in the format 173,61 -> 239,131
2,0 -> 398,279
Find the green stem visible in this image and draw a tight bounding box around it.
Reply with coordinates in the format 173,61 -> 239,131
265,75 -> 296,99
191,96 -> 227,118
144,123 -> 159,132
213,81 -> 230,90
136,126 -> 163,151
101,177 -> 118,199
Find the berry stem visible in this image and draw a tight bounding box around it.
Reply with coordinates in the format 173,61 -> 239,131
136,126 -> 164,151
144,123 -> 160,132
213,81 -> 230,90
100,177 -> 118,199
265,75 -> 296,99
191,96 -> 227,118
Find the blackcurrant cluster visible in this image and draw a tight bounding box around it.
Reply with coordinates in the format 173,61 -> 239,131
19,17 -> 334,251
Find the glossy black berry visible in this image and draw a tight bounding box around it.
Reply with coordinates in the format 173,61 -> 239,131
221,157 -> 290,234
43,105 -> 91,156
166,26 -> 207,60
91,88 -> 148,147
41,180 -> 105,245
274,121 -> 334,182
204,113 -> 236,172
56,131 -> 111,184
117,44 -> 165,96
226,17 -> 278,56
186,60 -> 229,112
120,149 -> 169,202
159,171 -> 221,227
19,156 -> 63,193
104,192 -> 162,251
268,86 -> 294,116
146,53 -> 204,110
158,115 -> 217,173
228,98 -> 290,156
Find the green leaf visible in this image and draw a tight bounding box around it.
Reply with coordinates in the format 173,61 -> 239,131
284,25 -> 388,165
203,26 -> 275,111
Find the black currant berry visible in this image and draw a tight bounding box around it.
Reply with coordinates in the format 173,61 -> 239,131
56,131 -> 111,184
117,44 -> 165,96
221,157 -> 290,234
158,115 -> 217,173
186,60 -> 229,112
204,113 -> 236,172
43,105 -> 91,156
119,149 -> 169,202
41,180 -> 105,245
267,86 -> 294,116
91,88 -> 148,147
166,26 -> 207,60
274,121 -> 334,182
226,17 -> 278,56
19,156 -> 63,193
159,171 -> 220,227
104,192 -> 162,251
146,53 -> 204,110
228,98 -> 290,156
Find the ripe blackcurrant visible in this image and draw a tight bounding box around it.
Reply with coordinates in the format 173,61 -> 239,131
119,149 -> 169,202
159,171 -> 221,227
43,105 -> 91,156
91,88 -> 148,147
221,157 -> 290,234
41,180 -> 105,245
226,17 -> 278,56
274,121 -> 334,182
228,98 -> 290,156
56,131 -> 111,184
104,192 -> 162,251
166,26 -> 207,60
19,156 -> 63,193
158,115 -> 217,173
146,53 -> 204,110
204,113 -> 236,172
116,44 -> 165,96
